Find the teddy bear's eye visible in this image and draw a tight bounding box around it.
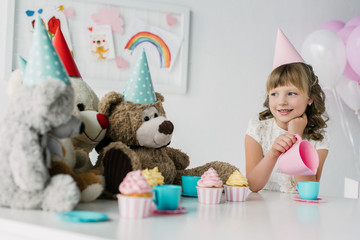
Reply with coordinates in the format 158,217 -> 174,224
144,116 -> 150,121
77,103 -> 85,111
154,113 -> 158,118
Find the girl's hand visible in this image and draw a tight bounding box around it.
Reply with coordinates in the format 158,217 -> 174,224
270,133 -> 297,158
288,113 -> 308,136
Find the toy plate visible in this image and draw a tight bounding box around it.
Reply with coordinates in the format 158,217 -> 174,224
153,206 -> 188,214
293,196 -> 326,203
181,192 -> 198,197
56,210 -> 109,222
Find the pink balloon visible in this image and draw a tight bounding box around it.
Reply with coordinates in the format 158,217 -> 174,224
337,26 -> 360,82
346,25 -> 360,76
346,16 -> 360,27
337,25 -> 356,43
318,20 -> 345,33
343,62 -> 360,82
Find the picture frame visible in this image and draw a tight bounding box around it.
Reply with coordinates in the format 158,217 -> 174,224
2,0 -> 190,94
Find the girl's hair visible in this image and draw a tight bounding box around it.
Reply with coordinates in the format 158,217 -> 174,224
259,62 -> 328,141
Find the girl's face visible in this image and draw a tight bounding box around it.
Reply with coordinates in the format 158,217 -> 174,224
268,84 -> 312,130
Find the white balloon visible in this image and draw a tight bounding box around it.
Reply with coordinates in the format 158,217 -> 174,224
335,77 -> 360,113
302,29 -> 346,89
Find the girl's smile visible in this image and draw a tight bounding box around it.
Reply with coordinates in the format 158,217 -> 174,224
277,109 -> 293,115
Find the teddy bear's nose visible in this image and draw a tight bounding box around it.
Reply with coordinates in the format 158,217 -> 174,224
158,120 -> 174,135
97,113 -> 109,129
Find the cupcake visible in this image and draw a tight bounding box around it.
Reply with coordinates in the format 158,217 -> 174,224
142,167 -> 164,187
196,168 -> 223,204
224,170 -> 249,202
117,170 -> 153,218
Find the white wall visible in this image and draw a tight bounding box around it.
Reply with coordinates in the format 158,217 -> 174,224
1,0 -> 360,197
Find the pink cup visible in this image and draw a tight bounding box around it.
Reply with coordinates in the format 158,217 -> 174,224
278,134 -> 319,175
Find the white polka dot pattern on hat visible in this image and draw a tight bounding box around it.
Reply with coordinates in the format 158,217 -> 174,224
22,15 -> 70,86
123,49 -> 157,104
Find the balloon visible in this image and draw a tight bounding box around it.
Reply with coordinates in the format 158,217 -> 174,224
345,16 -> 360,27
337,26 -> 360,82
301,30 -> 346,89
318,20 -> 345,33
337,25 -> 356,43
343,62 -> 360,82
335,77 -> 360,113
346,25 -> 360,76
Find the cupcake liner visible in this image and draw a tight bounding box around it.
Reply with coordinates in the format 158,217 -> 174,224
224,185 -> 248,202
196,187 -> 223,204
117,194 -> 153,218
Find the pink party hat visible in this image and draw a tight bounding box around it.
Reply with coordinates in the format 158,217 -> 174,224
272,29 -> 304,70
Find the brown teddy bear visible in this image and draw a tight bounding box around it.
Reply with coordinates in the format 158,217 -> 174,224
95,49 -> 238,196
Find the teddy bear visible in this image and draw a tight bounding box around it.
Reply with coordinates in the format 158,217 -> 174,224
49,26 -> 109,202
0,16 -> 85,211
6,65 -> 107,203
95,49 -> 238,196
0,76 -> 82,211
3,19 -> 107,204
91,34 -> 109,59
56,76 -> 108,202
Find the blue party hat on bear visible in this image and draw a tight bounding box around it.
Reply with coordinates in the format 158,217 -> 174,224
123,48 -> 156,104
23,15 -> 70,86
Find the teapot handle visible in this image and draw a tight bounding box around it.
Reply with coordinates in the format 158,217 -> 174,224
294,134 -> 302,142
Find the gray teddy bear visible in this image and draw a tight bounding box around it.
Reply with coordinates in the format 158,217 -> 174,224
0,79 -> 83,211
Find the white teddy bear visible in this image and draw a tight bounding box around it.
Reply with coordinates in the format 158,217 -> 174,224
0,78 -> 82,211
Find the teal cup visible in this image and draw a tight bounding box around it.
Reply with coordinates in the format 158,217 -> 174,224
153,185 -> 182,210
296,181 -> 320,200
182,176 -> 201,196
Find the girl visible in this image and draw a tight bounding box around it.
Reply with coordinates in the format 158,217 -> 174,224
245,61 -> 329,193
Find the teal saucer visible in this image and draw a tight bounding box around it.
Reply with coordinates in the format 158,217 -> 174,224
181,192 -> 198,198
56,210 -> 109,222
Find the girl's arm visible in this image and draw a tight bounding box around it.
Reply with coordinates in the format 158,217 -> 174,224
294,149 -> 328,183
245,134 -> 296,192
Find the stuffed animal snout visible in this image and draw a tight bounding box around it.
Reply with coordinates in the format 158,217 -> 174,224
136,116 -> 173,148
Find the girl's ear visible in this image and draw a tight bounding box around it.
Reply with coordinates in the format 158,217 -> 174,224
308,97 -> 314,106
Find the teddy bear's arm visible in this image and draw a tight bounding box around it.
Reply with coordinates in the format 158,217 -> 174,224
10,131 -> 49,191
164,147 -> 190,170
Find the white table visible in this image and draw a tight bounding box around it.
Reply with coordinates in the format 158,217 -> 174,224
0,190 -> 359,240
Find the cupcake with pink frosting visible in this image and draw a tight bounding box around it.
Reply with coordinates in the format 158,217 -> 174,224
196,168 -> 224,204
117,170 -> 153,218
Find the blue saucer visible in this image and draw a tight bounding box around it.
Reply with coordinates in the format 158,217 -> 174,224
181,192 -> 198,198
56,210 -> 109,222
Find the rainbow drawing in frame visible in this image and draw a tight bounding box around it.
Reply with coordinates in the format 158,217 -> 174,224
125,31 -> 171,68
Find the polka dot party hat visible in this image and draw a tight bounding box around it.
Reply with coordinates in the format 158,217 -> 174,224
18,56 -> 27,73
123,48 -> 156,104
53,26 -> 82,78
23,15 -> 70,86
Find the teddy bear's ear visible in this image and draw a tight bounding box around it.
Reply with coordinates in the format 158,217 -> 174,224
155,92 -> 164,102
98,91 -> 123,117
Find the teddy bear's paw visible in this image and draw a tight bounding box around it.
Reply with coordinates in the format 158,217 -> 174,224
42,174 -> 80,212
73,149 -> 93,174
80,183 -> 104,202
103,148 -> 133,194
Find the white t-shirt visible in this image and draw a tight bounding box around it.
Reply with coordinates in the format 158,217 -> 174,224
246,118 -> 330,193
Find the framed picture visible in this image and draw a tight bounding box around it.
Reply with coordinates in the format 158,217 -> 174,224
2,0 -> 190,94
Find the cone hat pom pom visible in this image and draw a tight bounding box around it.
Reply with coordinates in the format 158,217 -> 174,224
272,29 -> 305,70
123,48 -> 157,104
22,15 -> 70,86
53,26 -> 82,78
18,56 -> 27,72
